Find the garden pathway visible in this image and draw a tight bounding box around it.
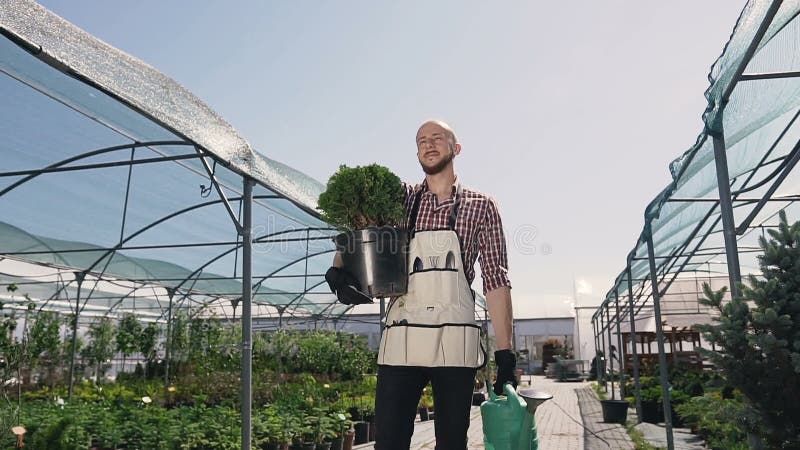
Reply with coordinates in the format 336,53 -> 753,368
355,375 -> 642,449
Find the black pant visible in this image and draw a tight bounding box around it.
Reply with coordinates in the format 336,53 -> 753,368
374,365 -> 477,450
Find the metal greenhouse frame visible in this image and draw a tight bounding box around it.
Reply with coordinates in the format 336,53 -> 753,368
591,2 -> 800,449
0,2 -> 484,448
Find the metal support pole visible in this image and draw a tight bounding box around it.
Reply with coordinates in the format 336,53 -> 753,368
712,134 -> 743,298
241,177 -> 254,450
67,272 -> 85,401
605,302 -> 616,400
164,288 -> 175,388
614,291 -> 625,398
627,267 -> 643,423
599,312 -> 607,390
591,319 -> 598,381
646,229 -> 675,450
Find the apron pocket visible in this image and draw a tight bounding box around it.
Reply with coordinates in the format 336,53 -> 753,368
379,324 -> 484,368
405,269 -> 470,312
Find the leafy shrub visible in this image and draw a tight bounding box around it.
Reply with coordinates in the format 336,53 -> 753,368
259,330 -> 376,380
317,164 -> 406,230
674,392 -> 756,450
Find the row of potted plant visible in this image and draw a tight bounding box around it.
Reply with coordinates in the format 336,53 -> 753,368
0,396 -> 361,450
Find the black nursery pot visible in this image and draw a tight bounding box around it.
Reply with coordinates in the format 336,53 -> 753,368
640,400 -> 664,424
335,226 -> 409,297
600,399 -> 629,424
353,422 -> 370,445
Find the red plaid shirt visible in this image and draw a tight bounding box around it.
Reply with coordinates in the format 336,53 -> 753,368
403,178 -> 511,295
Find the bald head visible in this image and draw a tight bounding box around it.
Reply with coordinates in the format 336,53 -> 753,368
417,120 -> 458,149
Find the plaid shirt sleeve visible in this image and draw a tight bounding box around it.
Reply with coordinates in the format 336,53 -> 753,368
478,196 -> 512,294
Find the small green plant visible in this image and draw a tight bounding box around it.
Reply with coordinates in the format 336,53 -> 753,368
592,382 -> 607,400
626,425 -> 663,450
317,164 -> 406,230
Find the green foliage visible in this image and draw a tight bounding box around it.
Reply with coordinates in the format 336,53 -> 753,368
116,313 -> 143,365
169,312 -> 190,364
27,311 -> 61,369
695,211 -> 800,447
674,392 -> 755,450
1,310 -> 379,448
0,400 -> 243,450
0,304 -> 19,383
254,405 -> 295,445
139,322 -> 159,362
259,330 -> 376,380
20,310 -> 63,390
626,425 -> 662,450
188,317 -> 226,373
81,318 -> 115,381
317,164 -> 406,230
592,381 -> 607,400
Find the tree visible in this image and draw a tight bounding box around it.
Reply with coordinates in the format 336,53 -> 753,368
81,318 -> 115,384
137,322 -> 159,378
188,317 -> 223,373
697,211 -> 800,447
27,311 -> 62,387
115,313 -> 142,374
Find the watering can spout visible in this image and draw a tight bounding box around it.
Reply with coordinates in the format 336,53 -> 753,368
480,383 -> 552,450
518,388 -> 554,415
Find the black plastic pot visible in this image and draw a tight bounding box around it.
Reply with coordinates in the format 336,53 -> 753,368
366,414 -> 376,442
353,422 -> 370,445
418,407 -> 429,421
335,227 -> 408,297
600,399 -> 629,424
640,400 -> 664,424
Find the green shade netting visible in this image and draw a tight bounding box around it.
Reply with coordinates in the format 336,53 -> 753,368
598,1 -> 800,322
0,0 -> 357,319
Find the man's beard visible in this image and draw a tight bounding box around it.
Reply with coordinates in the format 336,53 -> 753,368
420,148 -> 455,175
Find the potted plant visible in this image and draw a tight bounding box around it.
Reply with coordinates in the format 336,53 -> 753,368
600,398 -> 629,424
418,388 -> 433,421
361,405 -> 376,442
639,385 -> 665,424
318,164 -> 408,298
303,407 -> 339,450
329,412 -> 352,450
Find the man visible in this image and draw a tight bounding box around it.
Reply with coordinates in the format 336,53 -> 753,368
327,120 -> 516,449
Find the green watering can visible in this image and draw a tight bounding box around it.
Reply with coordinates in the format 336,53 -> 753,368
481,383 -> 553,450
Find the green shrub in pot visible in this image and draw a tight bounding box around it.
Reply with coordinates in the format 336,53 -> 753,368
318,164 -> 409,299
317,164 -> 406,231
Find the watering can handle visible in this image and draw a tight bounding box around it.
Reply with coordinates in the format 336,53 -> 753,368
488,382 -> 515,401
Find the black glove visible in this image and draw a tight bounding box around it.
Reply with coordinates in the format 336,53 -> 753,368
325,267 -> 372,305
493,349 -> 517,395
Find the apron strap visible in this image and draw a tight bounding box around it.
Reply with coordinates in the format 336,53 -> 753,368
408,188 -> 422,237
408,181 -> 463,236
449,182 -> 463,231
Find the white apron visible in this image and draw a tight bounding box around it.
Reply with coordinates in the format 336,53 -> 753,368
377,184 -> 486,368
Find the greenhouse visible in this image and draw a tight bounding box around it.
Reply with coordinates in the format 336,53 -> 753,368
5,0 -> 800,449
0,1 -> 496,449
590,1 -> 800,449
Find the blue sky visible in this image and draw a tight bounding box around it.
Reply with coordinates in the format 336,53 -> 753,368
37,1 -> 747,317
